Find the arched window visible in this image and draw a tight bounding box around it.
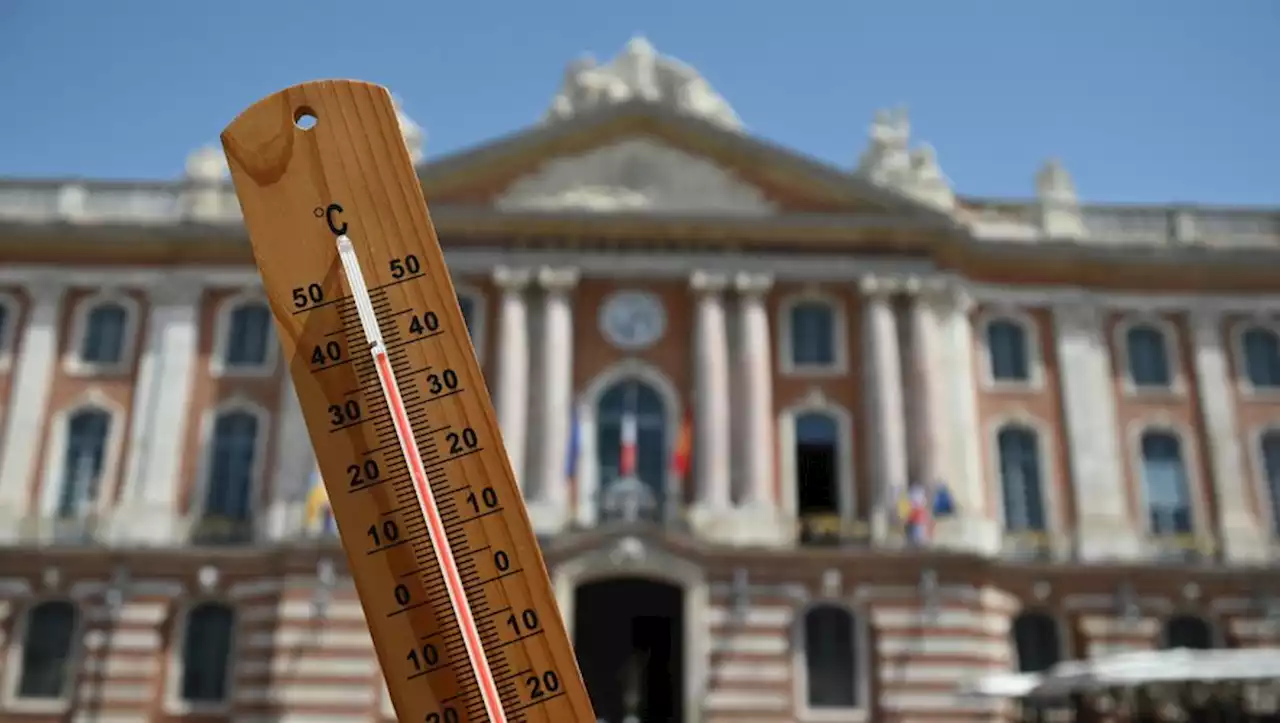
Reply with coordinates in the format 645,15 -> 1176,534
1126,324 -> 1172,387
996,424 -> 1047,532
1011,611 -> 1061,673
789,301 -> 836,368
987,319 -> 1030,382
1242,327 -> 1280,389
78,301 -> 129,365
458,294 -> 476,338
0,296 -> 14,356
453,288 -> 487,363
1163,615 -> 1214,650
14,601 -> 78,699
1140,430 -> 1193,535
178,603 -> 235,703
1260,430 -> 1280,534
199,410 -> 259,542
795,412 -> 839,523
57,408 -> 112,519
802,605 -> 859,709
596,379 -> 666,521
222,301 -> 273,368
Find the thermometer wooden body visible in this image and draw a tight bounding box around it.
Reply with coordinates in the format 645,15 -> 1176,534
221,79 -> 595,723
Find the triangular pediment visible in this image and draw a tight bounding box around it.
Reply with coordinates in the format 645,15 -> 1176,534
495,136 -> 777,216
418,103 -> 949,221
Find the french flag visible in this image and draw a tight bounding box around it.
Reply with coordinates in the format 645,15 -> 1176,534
619,411 -> 638,477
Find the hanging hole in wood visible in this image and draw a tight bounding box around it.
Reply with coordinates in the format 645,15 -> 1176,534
294,106 -> 318,130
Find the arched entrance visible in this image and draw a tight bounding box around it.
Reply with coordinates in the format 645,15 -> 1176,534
573,578 -> 685,723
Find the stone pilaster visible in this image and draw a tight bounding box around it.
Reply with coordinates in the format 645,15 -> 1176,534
492,267 -> 532,490
529,266 -> 579,535
111,276 -> 204,545
0,279 -> 67,542
687,271 -> 733,537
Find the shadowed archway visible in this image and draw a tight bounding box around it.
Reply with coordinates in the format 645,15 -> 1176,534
573,577 -> 685,723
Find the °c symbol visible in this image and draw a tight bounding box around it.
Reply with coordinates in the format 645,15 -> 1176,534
323,203 -> 347,236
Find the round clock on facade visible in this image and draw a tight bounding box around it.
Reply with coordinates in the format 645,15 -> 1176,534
599,290 -> 667,350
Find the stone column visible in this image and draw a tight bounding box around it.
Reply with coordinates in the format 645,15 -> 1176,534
492,267 -> 532,490
688,271 -> 732,535
931,285 -> 999,553
1053,299 -> 1141,560
731,273 -> 783,543
906,280 -> 944,486
265,375 -> 315,541
1190,307 -> 1267,562
529,266 -> 579,535
860,276 -> 908,541
112,277 -> 203,545
0,280 -> 67,542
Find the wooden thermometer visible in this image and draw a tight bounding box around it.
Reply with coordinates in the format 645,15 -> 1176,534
220,80 -> 595,723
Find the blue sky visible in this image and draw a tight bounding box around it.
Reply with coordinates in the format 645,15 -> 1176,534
1,0 -> 1276,205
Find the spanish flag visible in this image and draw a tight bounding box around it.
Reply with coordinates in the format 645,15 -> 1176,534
671,412 -> 693,481
304,465 -> 334,535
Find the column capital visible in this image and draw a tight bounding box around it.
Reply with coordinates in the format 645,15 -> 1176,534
690,270 -> 730,295
733,272 -> 773,296
858,274 -> 898,299
492,266 -> 533,291
1187,304 -> 1227,330
1052,296 -> 1102,330
537,266 -> 580,292
24,277 -> 69,305
904,276 -> 958,309
149,273 -> 207,307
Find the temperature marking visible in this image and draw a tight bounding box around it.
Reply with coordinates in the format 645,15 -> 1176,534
222,79 -> 595,723
336,235 -> 507,723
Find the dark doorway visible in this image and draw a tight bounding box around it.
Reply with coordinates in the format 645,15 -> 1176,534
796,413 -> 838,514
796,413 -> 839,544
574,578 -> 684,723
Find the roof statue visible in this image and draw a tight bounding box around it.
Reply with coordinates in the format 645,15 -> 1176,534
855,106 -> 955,212
909,143 -> 955,210
544,36 -> 743,132
856,107 -> 914,188
1036,157 -> 1077,205
393,95 -> 425,164
1036,158 -> 1086,239
184,145 -> 229,182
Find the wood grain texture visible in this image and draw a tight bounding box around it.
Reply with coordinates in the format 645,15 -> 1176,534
221,79 -> 593,723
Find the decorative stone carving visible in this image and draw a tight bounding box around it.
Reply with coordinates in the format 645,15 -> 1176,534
909,144 -> 954,210
544,36 -> 742,132
393,95 -> 425,164
1036,158 -> 1086,239
197,564 -> 220,593
496,138 -> 776,215
1033,581 -> 1052,601
856,107 -> 914,188
820,569 -> 842,598
854,106 -> 955,212
185,146 -> 229,181
1036,158 -> 1077,204
607,536 -> 647,567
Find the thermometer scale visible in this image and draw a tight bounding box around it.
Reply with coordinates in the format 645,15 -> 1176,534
221,80 -> 595,723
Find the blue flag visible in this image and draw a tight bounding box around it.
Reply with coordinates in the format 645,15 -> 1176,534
932,482 -> 956,517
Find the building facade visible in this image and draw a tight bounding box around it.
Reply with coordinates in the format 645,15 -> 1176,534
0,37 -> 1279,723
